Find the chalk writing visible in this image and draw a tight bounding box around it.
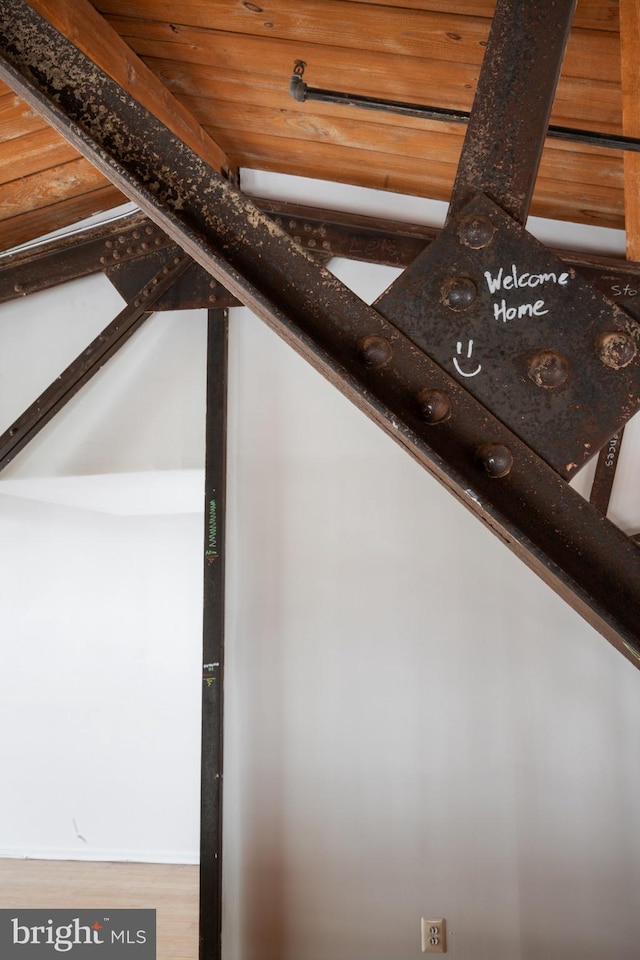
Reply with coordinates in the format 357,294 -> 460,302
493,298 -> 548,322
484,265 -> 570,294
348,236 -> 399,259
611,283 -> 638,298
452,339 -> 482,378
605,434 -> 619,467
485,263 -> 569,324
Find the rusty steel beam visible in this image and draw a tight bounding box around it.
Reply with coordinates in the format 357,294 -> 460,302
449,0 -> 577,224
3,1 -> 640,667
0,251 -> 190,471
0,210 -> 158,305
200,308 -> 228,960
0,202 -> 436,307
590,429 -> 625,516
2,199 -> 640,317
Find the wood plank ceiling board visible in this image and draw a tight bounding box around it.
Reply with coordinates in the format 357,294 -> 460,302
0,0 -> 234,251
87,0 -> 625,229
0,0 -> 629,249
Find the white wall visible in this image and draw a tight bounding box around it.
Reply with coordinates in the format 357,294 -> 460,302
1,175 -> 640,959
0,277 -> 208,863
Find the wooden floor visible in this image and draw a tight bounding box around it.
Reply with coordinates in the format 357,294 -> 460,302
0,859 -> 199,960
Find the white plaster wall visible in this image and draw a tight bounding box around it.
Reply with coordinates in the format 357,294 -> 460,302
221,261 -> 640,960
0,278 -> 208,862
0,175 -> 640,958
0,497 -> 203,862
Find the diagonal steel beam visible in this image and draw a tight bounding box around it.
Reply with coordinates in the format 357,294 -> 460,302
0,250 -> 190,471
3,1 -> 640,665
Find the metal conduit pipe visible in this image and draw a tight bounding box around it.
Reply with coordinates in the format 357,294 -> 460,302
289,60 -> 640,156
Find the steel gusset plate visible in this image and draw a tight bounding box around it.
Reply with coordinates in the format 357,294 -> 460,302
375,194 -> 640,478
106,249 -> 237,311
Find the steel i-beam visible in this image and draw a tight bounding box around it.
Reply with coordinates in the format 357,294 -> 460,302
6,204 -> 640,310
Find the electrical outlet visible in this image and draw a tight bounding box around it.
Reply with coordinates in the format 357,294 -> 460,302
421,917 -> 446,953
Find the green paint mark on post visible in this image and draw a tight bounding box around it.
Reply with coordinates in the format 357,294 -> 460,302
205,496 -> 218,558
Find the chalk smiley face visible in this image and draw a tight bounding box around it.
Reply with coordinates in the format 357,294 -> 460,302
453,339 -> 482,378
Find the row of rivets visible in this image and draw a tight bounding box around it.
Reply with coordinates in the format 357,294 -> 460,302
100,237 -> 166,265
524,332 -> 636,384
523,335 -> 635,384
273,217 -> 331,251
438,225 -> 513,476
132,256 -> 184,306
358,334 -> 514,477
101,225 -> 169,265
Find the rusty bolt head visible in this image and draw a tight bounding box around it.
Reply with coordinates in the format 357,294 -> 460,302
528,350 -> 569,388
476,442 -> 513,478
416,388 -> 451,424
360,334 -> 392,369
458,215 -> 495,249
441,276 -> 477,310
598,331 -> 637,370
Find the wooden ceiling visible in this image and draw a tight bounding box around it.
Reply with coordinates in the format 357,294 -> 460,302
0,0 -> 632,254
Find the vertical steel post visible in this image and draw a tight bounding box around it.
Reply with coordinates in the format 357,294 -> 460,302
590,428 -> 624,516
448,0 -> 577,224
200,308 -> 229,960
